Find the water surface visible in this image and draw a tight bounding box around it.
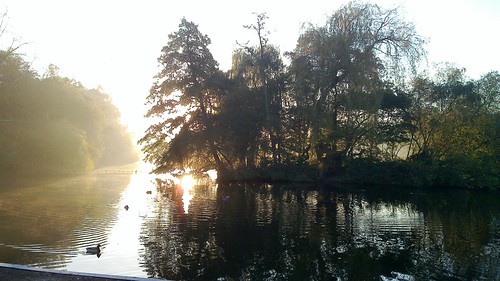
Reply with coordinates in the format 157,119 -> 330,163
0,174 -> 498,280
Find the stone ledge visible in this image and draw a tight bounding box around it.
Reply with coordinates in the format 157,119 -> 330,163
0,263 -> 167,281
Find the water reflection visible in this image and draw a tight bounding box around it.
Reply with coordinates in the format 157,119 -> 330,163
0,174 -> 132,269
0,175 -> 498,280
65,173 -> 156,277
181,175 -> 195,213
140,184 -> 499,281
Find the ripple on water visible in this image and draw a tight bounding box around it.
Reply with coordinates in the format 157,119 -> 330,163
1,177 -> 498,280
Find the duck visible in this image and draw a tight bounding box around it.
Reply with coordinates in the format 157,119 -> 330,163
86,244 -> 101,255
124,204 -> 129,210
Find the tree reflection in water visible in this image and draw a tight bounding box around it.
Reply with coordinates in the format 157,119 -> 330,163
139,183 -> 499,280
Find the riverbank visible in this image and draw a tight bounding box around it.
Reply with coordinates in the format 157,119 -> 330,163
0,263 -> 166,281
217,159 -> 499,190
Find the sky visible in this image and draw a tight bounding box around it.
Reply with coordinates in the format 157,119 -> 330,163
2,0 -> 499,139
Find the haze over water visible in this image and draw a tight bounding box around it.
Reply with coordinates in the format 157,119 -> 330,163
0,170 -> 498,280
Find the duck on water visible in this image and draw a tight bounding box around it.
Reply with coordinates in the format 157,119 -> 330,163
86,244 -> 102,257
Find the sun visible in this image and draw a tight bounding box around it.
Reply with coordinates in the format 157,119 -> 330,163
180,174 -> 195,191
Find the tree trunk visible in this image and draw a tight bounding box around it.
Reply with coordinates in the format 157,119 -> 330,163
197,95 -> 228,176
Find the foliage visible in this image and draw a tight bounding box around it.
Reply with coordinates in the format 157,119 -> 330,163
140,18 -> 229,175
406,67 -> 499,189
142,2 -> 498,189
0,51 -> 138,175
286,1 -> 426,172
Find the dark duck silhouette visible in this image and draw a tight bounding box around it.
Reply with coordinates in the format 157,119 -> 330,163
86,244 -> 102,255
124,205 -> 129,210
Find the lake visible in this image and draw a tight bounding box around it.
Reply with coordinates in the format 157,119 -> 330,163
0,171 -> 498,280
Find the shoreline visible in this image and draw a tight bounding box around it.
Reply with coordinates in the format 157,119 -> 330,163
0,263 -> 166,281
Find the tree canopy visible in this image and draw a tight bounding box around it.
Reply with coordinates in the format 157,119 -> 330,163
0,51 -> 139,175
140,18 -> 228,174
141,2 -> 498,189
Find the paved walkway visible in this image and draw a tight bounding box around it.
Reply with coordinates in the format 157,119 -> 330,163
0,263 -> 166,281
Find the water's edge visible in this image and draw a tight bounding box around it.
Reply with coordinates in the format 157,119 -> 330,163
0,263 -> 166,281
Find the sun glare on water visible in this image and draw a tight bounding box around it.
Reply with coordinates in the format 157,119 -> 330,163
181,174 -> 195,213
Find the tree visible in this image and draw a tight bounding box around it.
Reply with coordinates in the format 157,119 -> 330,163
240,13 -> 287,165
0,51 -> 137,174
406,66 -> 499,188
140,18 -> 228,175
215,79 -> 263,170
243,13 -> 271,126
407,66 -> 478,160
477,71 -> 500,113
287,1 -> 426,174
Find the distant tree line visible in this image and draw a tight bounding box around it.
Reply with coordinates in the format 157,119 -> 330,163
0,50 -> 138,175
140,1 -> 498,189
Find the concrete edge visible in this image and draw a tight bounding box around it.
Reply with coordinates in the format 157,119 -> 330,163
0,263 -> 167,281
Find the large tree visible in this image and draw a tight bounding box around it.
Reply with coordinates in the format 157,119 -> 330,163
229,43 -> 286,167
237,13 -> 287,165
287,1 -> 426,172
141,18 -> 228,175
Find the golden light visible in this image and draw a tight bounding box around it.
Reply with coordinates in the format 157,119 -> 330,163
205,169 -> 218,181
180,174 -> 195,191
180,174 -> 195,213
182,192 -> 193,214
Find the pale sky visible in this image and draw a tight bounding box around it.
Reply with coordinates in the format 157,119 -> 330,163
2,0 -> 499,139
